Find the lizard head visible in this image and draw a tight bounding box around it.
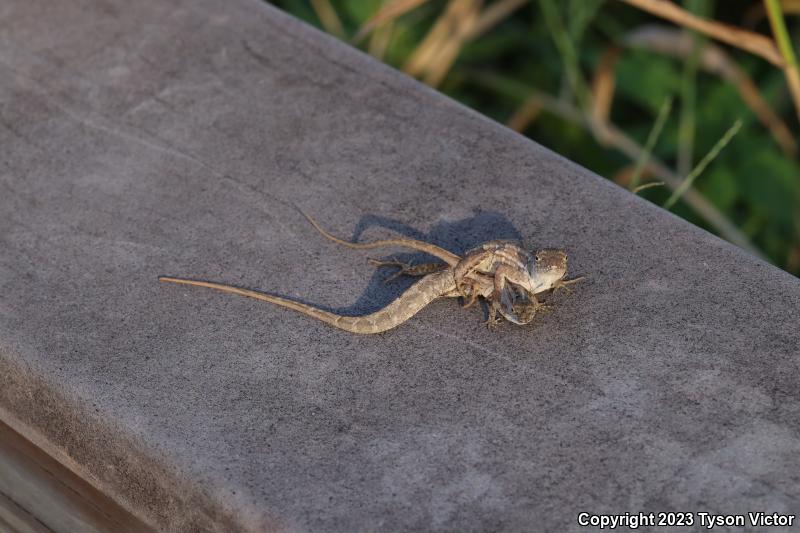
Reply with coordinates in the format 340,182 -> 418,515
496,285 -> 539,325
497,249 -> 584,325
527,249 -> 568,292
493,249 -> 567,325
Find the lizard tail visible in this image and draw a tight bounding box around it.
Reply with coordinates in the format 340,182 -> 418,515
158,270 -> 456,334
301,211 -> 461,267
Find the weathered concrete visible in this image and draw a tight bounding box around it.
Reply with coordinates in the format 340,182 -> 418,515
1,0 -> 799,531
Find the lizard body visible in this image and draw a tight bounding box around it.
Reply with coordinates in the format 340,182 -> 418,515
452,241 -> 575,326
302,213 -> 575,317
159,213 -> 583,333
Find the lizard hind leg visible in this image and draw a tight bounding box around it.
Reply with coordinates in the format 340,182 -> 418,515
367,258 -> 447,284
458,273 -> 493,309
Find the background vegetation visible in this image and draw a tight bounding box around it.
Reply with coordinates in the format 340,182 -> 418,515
272,0 -> 800,276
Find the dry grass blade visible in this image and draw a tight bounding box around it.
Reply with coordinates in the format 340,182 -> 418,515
368,20 -> 395,60
591,45 -> 622,128
310,0 -> 345,39
353,0 -> 429,44
404,3 -> 459,77
404,0 -> 482,87
626,25 -> 797,157
424,1 -> 483,86
402,0 -> 525,87
507,98 -> 543,131
619,0 -> 784,67
631,181 -> 665,193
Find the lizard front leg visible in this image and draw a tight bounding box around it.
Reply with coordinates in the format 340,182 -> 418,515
551,275 -> 586,294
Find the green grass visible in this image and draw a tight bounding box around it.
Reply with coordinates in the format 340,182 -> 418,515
271,0 -> 800,276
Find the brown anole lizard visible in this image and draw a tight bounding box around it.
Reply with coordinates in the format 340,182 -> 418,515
159,214 -> 583,333
298,214 -> 582,326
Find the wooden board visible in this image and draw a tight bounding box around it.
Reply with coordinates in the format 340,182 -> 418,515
0,420 -> 153,533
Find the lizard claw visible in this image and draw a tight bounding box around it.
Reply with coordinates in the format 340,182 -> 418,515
485,316 -> 503,331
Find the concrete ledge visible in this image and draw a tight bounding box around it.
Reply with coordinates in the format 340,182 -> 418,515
2,0 -> 800,531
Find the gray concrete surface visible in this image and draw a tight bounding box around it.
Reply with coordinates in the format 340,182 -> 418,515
1,0 -> 799,531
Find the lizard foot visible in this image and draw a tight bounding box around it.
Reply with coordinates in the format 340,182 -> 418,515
456,279 -> 483,308
506,301 -> 549,324
368,258 -> 411,284
552,276 -> 586,295
485,316 -> 503,331
461,290 -> 478,308
484,305 -> 504,331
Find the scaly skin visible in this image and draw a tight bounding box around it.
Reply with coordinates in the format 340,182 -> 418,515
159,269 -> 459,334
159,214 -> 583,333
301,211 -> 460,266
453,242 -> 574,326
302,213 -> 574,323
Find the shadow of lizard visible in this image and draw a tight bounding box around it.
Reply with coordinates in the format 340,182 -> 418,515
338,210 -> 524,317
